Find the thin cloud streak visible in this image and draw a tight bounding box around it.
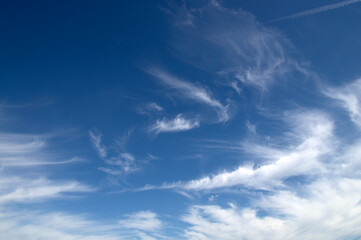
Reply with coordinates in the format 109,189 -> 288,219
146,67 -> 229,122
138,111 -> 335,191
89,131 -> 141,177
89,131 -> 107,158
169,1 -> 305,92
182,177 -> 361,240
272,0 -> 361,22
0,177 -> 92,204
323,78 -> 361,129
149,114 -> 200,134
118,211 -> 162,232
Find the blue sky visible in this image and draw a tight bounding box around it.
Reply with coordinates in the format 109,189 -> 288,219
2,0 -> 361,239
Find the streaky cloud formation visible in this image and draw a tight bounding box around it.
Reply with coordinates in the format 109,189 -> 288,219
183,177 -> 361,240
118,210 -> 162,232
146,67 -> 229,122
137,102 -> 164,116
89,130 -> 107,158
0,177 -> 92,204
99,152 -> 139,175
141,111 -> 334,191
0,132 -> 81,167
169,1 -> 305,91
2,0 -> 361,239
324,78 -> 361,128
149,114 -> 200,134
89,131 -> 140,177
272,0 -> 361,22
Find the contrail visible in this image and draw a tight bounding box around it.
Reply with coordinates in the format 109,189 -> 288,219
272,0 -> 361,22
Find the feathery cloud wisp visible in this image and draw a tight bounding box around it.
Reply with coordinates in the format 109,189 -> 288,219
149,114 -> 200,134
147,67 -> 229,122
89,131 -> 107,158
182,177 -> 361,240
118,211 -> 162,232
324,78 -> 361,128
169,1 -> 303,91
139,111 -> 334,191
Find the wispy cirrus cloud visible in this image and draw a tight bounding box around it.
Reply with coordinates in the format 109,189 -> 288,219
89,130 -> 107,158
0,111 -> 92,205
0,176 -> 92,204
146,67 -> 229,122
323,78 -> 361,128
0,132 -> 82,167
272,0 -> 361,22
168,1 -> 306,91
149,114 -> 200,134
0,105 -> 169,240
178,101 -> 361,240
118,210 -> 162,232
0,207 -> 169,240
89,131 -> 140,177
182,176 -> 361,240
99,152 -> 139,175
140,111 -> 334,191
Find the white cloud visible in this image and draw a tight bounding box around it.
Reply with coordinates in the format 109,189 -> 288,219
147,68 -> 229,122
0,176 -> 92,204
273,0 -> 361,22
182,177 -> 361,240
0,204 -> 170,240
0,108 -> 168,240
99,152 -> 139,175
246,121 -> 256,135
0,210 -> 123,240
89,130 -> 140,176
137,102 -> 164,116
169,1 -> 304,91
0,126 -> 93,205
89,131 -> 107,158
0,133 -> 81,167
324,78 -> 361,128
230,81 -> 242,95
147,102 -> 163,112
182,204 -> 284,240
118,211 -> 162,232
143,111 -> 334,191
149,114 -> 200,134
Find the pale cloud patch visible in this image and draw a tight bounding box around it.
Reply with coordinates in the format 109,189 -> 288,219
149,114 -> 200,134
182,177 -> 361,240
118,210 -> 162,232
141,111 -> 334,191
89,130 -> 140,177
182,204 -> 284,240
146,67 -> 229,122
0,208 -> 168,240
324,78 -> 361,128
137,102 -> 163,116
89,130 -> 107,158
0,176 -> 92,204
169,0 -> 305,91
99,152 -> 139,175
0,132 -> 82,167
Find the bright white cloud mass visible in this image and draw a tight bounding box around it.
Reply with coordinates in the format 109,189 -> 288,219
2,0 -> 361,239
